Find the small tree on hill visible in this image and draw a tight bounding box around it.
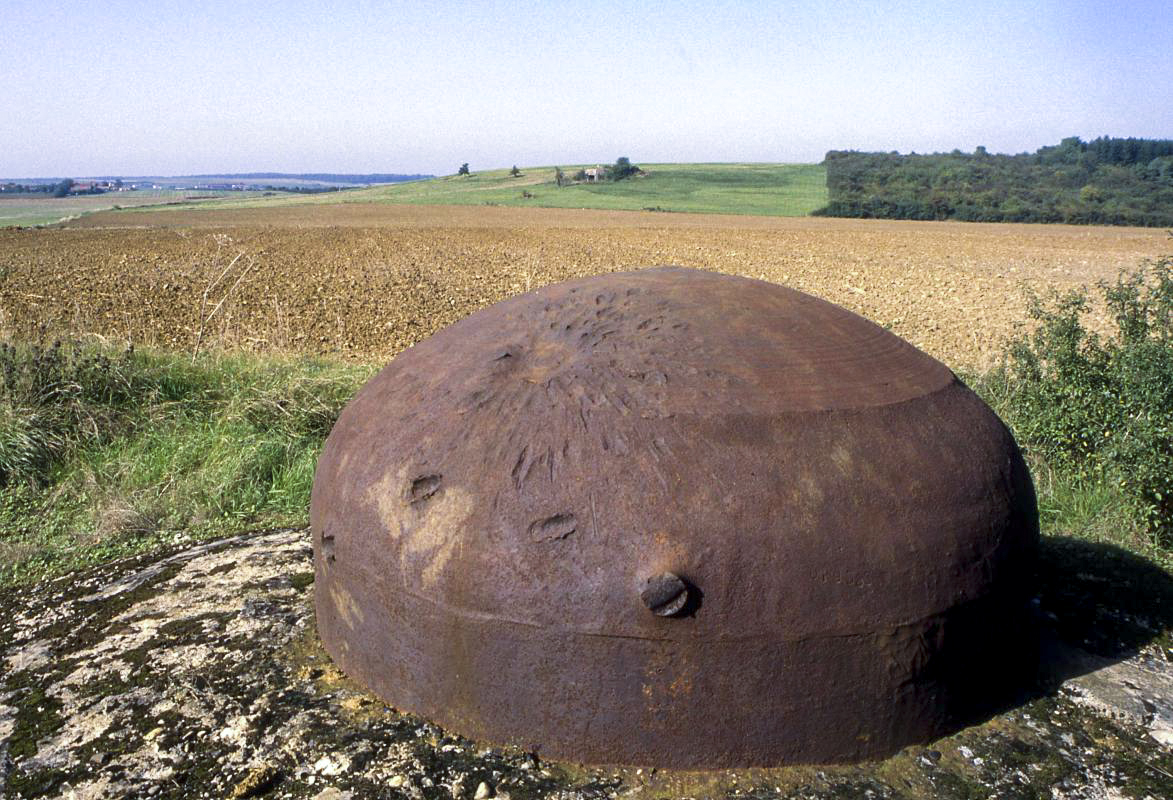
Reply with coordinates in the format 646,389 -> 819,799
554,166 -> 565,187
457,163 -> 470,176
510,165 -> 521,177
610,156 -> 639,181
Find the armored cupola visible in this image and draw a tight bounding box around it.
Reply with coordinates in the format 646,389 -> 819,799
311,267 -> 1038,768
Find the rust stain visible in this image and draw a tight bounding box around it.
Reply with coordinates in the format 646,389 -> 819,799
329,585 -> 363,630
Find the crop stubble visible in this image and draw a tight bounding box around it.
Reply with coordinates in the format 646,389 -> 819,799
0,204 -> 1166,370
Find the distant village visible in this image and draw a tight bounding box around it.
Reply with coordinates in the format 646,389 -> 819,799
0,178 -> 287,196
1,173 -> 428,197
69,180 -> 258,192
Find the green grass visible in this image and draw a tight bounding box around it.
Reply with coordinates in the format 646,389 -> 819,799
0,340 -> 373,586
111,163 -> 829,218
967,370 -> 1152,559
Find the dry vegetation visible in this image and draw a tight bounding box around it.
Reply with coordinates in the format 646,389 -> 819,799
1,203 -> 1167,371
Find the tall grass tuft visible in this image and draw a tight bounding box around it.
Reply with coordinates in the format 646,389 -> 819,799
0,339 -> 373,586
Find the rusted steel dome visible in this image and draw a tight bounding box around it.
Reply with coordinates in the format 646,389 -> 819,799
311,267 -> 1038,768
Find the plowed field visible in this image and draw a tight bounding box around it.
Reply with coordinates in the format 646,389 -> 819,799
1,204 -> 1166,370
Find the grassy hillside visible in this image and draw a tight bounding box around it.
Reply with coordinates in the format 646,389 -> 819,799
369,162 -> 828,216
105,163 -> 828,218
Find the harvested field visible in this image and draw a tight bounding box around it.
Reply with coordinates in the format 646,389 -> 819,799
1,204 -> 1167,370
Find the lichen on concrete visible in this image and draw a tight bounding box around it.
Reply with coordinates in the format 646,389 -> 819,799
0,528 -> 1170,799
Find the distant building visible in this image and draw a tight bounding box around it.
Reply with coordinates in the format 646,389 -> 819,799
583,166 -> 604,182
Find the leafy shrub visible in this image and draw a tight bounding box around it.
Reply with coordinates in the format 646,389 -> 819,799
986,255 -> 1173,543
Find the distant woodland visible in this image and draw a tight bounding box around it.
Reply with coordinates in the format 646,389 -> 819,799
816,137 -> 1173,226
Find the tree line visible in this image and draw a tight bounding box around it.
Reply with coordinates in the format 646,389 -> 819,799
456,157 -> 642,183
815,137 -> 1173,226
1,180 -> 88,197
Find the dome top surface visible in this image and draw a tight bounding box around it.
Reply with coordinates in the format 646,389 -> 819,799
387,266 -> 954,417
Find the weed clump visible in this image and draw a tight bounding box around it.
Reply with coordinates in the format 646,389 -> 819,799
1,341 -> 149,486
979,255 -> 1173,556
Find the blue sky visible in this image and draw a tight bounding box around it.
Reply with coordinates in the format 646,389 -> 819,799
1,0 -> 1169,176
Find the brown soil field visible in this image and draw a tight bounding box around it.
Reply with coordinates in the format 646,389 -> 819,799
1,203 -> 1168,370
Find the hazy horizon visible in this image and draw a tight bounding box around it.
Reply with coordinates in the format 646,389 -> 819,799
0,171 -> 434,182
2,0 -> 1169,178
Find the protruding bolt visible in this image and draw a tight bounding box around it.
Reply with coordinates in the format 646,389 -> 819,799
641,572 -> 689,616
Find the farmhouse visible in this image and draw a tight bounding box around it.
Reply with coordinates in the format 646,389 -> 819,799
583,166 -> 604,182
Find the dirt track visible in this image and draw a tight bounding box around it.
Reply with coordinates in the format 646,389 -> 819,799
1,204 -> 1167,369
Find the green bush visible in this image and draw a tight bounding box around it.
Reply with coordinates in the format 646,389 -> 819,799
611,156 -> 639,181
984,255 -> 1173,545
